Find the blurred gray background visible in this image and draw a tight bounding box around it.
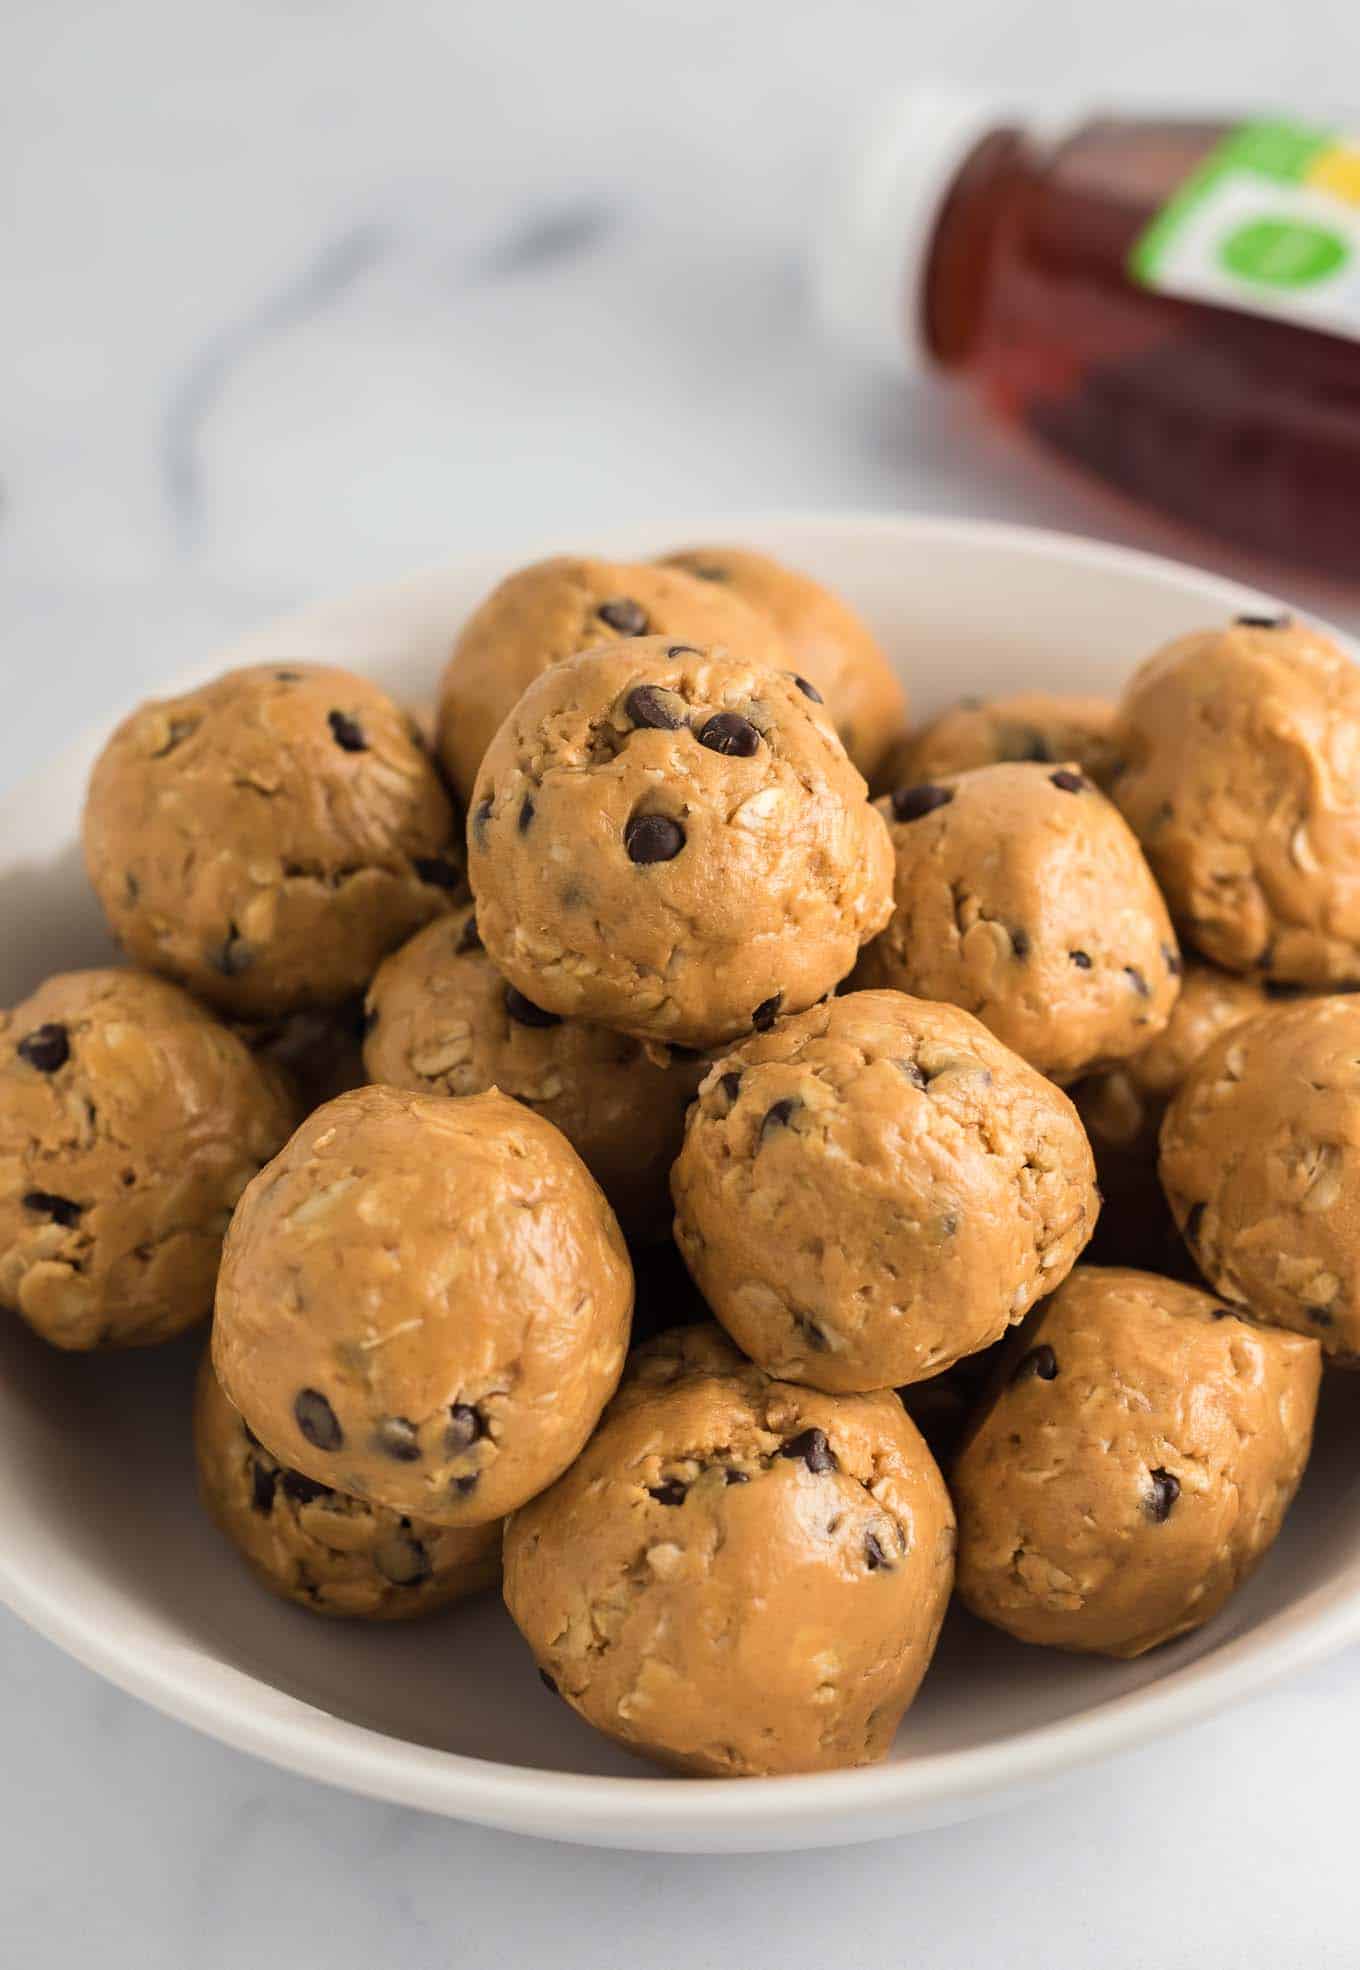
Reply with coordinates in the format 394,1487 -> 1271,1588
3,3 -> 1358,1964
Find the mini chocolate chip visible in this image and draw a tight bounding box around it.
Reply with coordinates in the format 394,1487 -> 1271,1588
666,643 -> 700,658
752,993 -> 783,1032
446,1402 -> 485,1454
1146,1468 -> 1180,1522
328,710 -> 368,753
625,684 -> 685,730
598,597 -> 648,636
648,1479 -> 688,1506
896,1058 -> 927,1089
454,1473 -> 479,1496
1184,1202 -> 1206,1247
472,798 -> 493,845
891,783 -> 954,823
518,795 -> 536,833
1236,612 -> 1290,630
414,855 -> 461,891
1124,965 -> 1151,998
1011,1344 -> 1058,1385
22,1191 -> 82,1228
125,872 -> 140,902
375,1416 -> 422,1463
698,712 -> 760,758
294,1387 -> 343,1452
242,1460 -> 276,1519
1050,768 -> 1087,793
791,673 -> 823,703
504,984 -> 561,1028
1011,728 -> 1052,763
779,1427 -> 837,1474
214,930 -> 252,978
718,1070 -> 742,1105
1010,927 -> 1030,959
724,1468 -> 749,1485
760,1097 -> 799,1141
17,1024 -> 70,1073
1070,949 -> 1093,970
1163,944 -> 1184,977
281,1469 -> 334,1505
625,813 -> 686,864
275,670 -> 303,682
539,1668 -> 559,1694
456,913 -> 483,954
865,1530 -> 895,1571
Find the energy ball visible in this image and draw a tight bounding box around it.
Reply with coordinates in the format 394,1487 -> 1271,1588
194,1352 -> 500,1620
84,663 -> 460,1018
955,1267 -> 1321,1657
213,1084 -> 633,1525
435,555 -> 787,806
854,762 -> 1181,1084
1160,993 -> 1360,1360
503,1322 -> 955,1777
1111,616 -> 1360,983
468,641 -> 894,1048
657,545 -> 907,779
881,691 -> 1119,793
362,903 -> 704,1242
671,989 -> 1098,1392
0,969 -> 296,1350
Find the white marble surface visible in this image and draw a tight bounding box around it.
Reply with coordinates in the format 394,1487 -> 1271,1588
4,0 -> 1360,1960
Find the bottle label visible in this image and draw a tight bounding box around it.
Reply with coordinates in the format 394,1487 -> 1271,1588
1130,118 -> 1360,342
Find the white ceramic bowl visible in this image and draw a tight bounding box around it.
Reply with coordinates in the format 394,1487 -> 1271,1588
4,513 -> 1360,1855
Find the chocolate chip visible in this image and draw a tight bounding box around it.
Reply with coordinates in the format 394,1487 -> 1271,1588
1146,1468 -> 1180,1523
752,993 -> 783,1032
445,1402 -> 485,1454
1070,949 -> 1092,969
598,597 -> 648,636
760,1097 -> 799,1141
625,813 -> 686,864
1011,728 -> 1052,763
791,674 -> 823,704
17,1024 -> 70,1074
865,1530 -> 895,1571
293,1388 -> 343,1452
718,1070 -> 742,1105
1010,927 -> 1031,959
414,855 -> 462,891
1163,944 -> 1184,977
779,1427 -> 837,1474
724,1468 -> 749,1485
896,1059 -> 928,1089
1124,965 -> 1151,998
375,1416 -> 422,1463
1011,1344 -> 1058,1385
249,1461 -> 278,1514
275,670 -> 303,682
648,1479 -> 688,1506
1236,612 -> 1290,630
22,1191 -> 82,1228
472,798 -> 493,845
328,710 -> 368,753
454,1473 -> 479,1496
891,783 -> 954,823
504,984 -> 560,1028
213,930 -> 252,978
1050,768 -> 1087,793
456,913 -> 483,954
539,1668 -> 559,1694
625,684 -> 685,730
281,1469 -> 334,1505
667,644 -> 700,658
518,795 -> 535,833
1307,1304 -> 1335,1328
1184,1202 -> 1206,1247
698,712 -> 760,758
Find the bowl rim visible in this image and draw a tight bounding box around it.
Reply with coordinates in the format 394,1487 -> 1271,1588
3,507 -> 1355,1850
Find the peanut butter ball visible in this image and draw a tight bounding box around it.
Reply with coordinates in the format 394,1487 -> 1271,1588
363,904 -> 704,1242
658,545 -> 907,779
503,1323 -> 955,1777
855,762 -> 1180,1084
882,691 -> 1119,792
213,1085 -> 633,1525
671,990 -> 1098,1391
84,663 -> 460,1018
435,555 -> 788,805
195,1352 -> 501,1620
1112,616 -> 1360,983
955,1267 -> 1320,1657
468,641 -> 894,1049
0,969 -> 296,1349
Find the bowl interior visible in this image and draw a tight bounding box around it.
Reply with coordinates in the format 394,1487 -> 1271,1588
4,514 -> 1360,1850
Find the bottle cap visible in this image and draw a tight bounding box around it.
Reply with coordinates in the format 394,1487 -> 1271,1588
811,84 -> 1019,376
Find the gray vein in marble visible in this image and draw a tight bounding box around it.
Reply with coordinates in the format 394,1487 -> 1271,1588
160,222 -> 392,545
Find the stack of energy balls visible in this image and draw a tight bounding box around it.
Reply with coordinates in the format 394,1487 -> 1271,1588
1,553 -> 1352,1775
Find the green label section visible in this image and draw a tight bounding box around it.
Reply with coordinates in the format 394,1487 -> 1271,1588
1130,119 -> 1338,286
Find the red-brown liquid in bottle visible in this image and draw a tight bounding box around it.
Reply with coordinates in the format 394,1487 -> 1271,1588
922,119 -> 1360,580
